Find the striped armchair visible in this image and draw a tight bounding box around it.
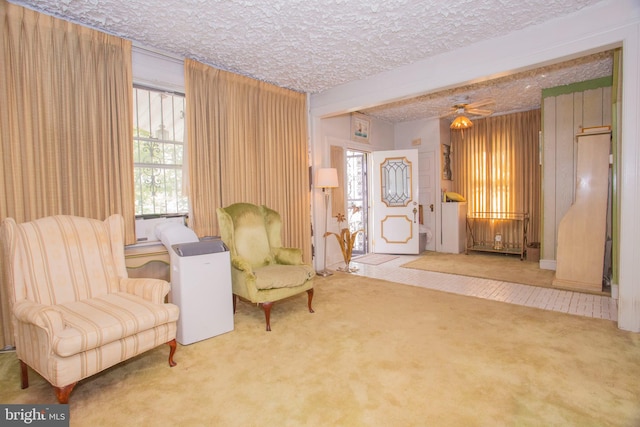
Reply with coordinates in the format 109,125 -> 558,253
1,214 -> 179,403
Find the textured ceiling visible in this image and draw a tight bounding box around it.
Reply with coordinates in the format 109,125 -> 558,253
363,50 -> 613,121
9,0 -> 612,123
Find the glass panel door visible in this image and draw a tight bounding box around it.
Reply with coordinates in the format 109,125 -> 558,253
346,150 -> 368,255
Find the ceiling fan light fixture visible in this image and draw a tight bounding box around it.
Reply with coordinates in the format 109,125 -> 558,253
450,115 -> 473,130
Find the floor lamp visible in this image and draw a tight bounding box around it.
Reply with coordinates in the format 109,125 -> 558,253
316,168 -> 339,277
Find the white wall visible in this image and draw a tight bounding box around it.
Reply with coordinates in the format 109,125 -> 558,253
317,114 -> 457,257
394,118 -> 444,251
309,0 -> 640,332
132,45 -> 184,92
541,85 -> 613,267
314,115 -> 394,268
394,118 -> 440,150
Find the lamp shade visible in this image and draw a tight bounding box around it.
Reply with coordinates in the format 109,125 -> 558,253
316,168 -> 339,188
450,115 -> 473,130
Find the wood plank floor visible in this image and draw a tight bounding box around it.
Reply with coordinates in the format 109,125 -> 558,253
333,254 -> 618,321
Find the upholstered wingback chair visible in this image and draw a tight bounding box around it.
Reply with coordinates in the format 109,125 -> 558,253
216,203 -> 315,331
1,214 -> 179,403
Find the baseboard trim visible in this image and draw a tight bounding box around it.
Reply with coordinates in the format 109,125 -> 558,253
540,259 -> 557,271
611,283 -> 619,300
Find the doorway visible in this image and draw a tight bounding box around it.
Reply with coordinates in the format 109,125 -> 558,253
346,150 -> 368,255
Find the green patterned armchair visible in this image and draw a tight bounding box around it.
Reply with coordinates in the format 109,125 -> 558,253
216,203 -> 315,331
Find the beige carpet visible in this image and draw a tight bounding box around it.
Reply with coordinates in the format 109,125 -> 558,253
1,273 -> 639,426
402,251 -> 559,289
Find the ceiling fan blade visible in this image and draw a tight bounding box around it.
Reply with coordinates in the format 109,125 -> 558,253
467,108 -> 493,116
439,109 -> 457,118
466,98 -> 494,109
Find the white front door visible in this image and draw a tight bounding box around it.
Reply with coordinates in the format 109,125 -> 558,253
371,149 -> 420,254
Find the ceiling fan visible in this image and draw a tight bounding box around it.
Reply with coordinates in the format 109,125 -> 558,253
441,98 -> 495,130
441,98 -> 495,119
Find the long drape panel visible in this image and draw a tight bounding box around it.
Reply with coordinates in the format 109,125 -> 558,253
451,109 -> 541,248
184,60 -> 223,237
217,72 -> 260,204
330,145 -> 346,218
255,82 -> 310,253
0,0 -> 135,348
184,60 -> 311,261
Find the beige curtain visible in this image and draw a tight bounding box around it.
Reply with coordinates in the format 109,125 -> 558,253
0,0 -> 134,348
183,60 -> 223,237
330,145 -> 346,218
451,109 -> 541,247
185,59 -> 311,260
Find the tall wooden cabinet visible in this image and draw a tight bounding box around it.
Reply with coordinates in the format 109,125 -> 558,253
541,82 -> 612,263
553,129 -> 610,291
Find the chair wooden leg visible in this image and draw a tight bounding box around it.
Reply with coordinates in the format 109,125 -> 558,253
167,339 -> 177,367
22,360 -> 76,403
20,360 -> 28,389
260,302 -> 274,331
54,383 -> 76,404
232,294 -> 237,314
307,288 -> 315,313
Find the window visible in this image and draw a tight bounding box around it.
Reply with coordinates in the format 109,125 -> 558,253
133,86 -> 188,216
